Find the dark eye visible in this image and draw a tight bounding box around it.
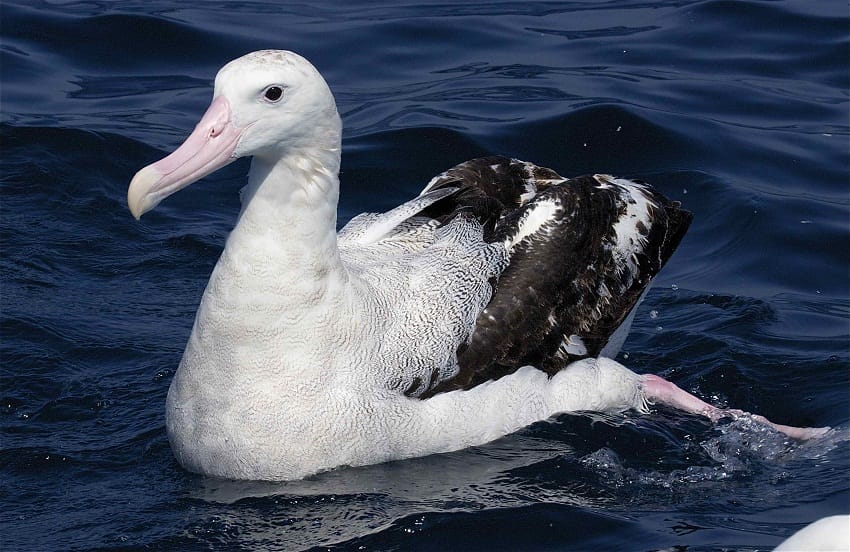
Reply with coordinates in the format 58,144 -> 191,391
263,86 -> 284,102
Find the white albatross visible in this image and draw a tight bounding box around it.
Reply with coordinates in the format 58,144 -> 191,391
128,50 -> 827,481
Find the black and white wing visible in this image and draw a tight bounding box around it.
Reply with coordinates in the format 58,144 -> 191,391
418,157 -> 692,396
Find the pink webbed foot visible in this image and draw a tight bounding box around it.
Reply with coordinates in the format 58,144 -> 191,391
640,374 -> 829,440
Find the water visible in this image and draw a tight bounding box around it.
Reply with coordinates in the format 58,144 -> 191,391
1,1 -> 848,550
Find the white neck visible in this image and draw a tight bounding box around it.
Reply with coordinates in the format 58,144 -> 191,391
217,141 -> 348,309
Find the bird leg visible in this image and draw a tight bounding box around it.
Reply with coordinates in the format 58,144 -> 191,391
640,374 -> 829,440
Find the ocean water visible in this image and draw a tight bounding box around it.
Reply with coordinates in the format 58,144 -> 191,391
1,1 -> 848,550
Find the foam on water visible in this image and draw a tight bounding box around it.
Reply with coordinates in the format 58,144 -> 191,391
581,419 -> 849,489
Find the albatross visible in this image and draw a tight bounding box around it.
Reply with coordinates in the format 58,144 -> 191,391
128,50 -> 826,481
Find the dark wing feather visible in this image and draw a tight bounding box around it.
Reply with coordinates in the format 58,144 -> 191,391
418,157 -> 692,397
420,155 -> 564,239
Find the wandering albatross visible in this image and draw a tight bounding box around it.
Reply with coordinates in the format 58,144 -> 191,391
128,50 -> 826,481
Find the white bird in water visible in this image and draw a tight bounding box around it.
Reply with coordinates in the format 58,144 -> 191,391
128,50 -> 827,481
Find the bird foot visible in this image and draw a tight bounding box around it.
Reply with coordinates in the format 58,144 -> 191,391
640,374 -> 829,440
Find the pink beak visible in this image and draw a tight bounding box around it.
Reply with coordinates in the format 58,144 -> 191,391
127,96 -> 244,219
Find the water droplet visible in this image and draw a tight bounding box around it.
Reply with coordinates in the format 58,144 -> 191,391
682,188 -> 688,194
671,284 -> 679,291
656,325 -> 663,331
649,309 -> 659,319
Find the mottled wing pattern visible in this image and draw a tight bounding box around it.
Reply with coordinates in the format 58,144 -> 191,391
420,156 -> 565,239
419,157 -> 692,396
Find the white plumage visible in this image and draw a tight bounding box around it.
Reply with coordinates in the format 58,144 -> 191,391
128,50 -> 826,481
774,515 -> 850,551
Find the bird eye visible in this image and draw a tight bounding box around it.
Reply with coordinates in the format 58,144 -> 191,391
262,85 -> 284,102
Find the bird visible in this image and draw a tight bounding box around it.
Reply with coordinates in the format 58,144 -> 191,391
774,515 -> 850,551
128,50 -> 827,481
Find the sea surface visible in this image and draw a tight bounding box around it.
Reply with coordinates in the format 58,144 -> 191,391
1,1 -> 848,550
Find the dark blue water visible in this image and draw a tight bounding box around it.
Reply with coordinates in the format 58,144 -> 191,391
2,1 -> 848,550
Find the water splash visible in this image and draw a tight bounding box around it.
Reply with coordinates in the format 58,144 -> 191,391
580,419 -> 848,489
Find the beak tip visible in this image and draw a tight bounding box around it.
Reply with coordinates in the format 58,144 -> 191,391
127,194 -> 143,220
127,166 -> 160,220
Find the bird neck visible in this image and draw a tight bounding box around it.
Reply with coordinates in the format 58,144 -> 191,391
218,144 -> 349,305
